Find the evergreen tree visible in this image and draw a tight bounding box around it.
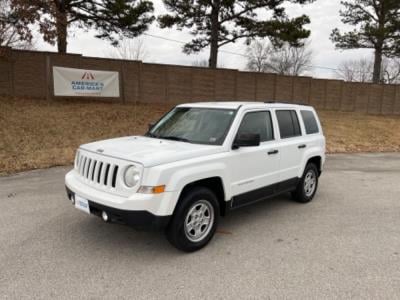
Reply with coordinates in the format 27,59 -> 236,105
159,0 -> 314,68
331,0 -> 400,83
12,0 -> 155,53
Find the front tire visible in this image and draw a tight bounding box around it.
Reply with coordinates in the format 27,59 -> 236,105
292,163 -> 319,203
166,187 -> 220,252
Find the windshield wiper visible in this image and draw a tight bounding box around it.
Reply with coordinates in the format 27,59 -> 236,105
145,132 -> 158,138
159,136 -> 191,143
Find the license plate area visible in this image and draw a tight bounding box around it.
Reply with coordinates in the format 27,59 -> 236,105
75,195 -> 90,214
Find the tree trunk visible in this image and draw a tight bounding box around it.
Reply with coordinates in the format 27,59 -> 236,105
55,0 -> 68,53
372,46 -> 383,83
372,1 -> 385,84
208,0 -> 220,68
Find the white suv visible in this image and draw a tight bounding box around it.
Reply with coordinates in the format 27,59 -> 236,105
65,102 -> 325,252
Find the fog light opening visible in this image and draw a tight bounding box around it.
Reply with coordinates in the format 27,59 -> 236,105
101,211 -> 109,222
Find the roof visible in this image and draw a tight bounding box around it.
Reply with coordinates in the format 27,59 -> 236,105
178,101 -> 312,110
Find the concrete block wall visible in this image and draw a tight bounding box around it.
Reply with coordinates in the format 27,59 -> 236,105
1,47 -> 399,115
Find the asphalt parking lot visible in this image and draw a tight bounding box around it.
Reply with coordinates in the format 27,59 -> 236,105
1,153 -> 400,299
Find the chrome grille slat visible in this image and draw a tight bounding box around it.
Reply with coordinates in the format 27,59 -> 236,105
108,165 -> 115,187
78,156 -> 83,174
89,160 -> 95,180
81,157 -> 87,176
104,163 -> 110,186
100,162 -> 108,186
91,160 -> 97,181
111,165 -> 119,188
85,159 -> 92,179
97,162 -> 103,183
75,152 -> 80,169
75,153 -> 120,189
77,153 -> 82,172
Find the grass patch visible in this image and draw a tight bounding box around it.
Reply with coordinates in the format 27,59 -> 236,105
1,96 -> 400,175
0,97 -> 171,175
319,110 -> 400,153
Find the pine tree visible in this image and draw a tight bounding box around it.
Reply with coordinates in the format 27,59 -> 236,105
331,0 -> 400,83
12,0 -> 155,53
159,0 -> 314,68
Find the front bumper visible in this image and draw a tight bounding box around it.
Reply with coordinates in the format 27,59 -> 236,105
66,186 -> 171,230
65,170 -> 175,230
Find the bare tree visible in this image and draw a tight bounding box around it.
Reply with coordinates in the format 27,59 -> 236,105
192,59 -> 225,68
246,40 -> 273,72
336,57 -> 400,84
336,58 -> 373,82
0,0 -> 34,49
107,38 -> 149,61
246,40 -> 313,76
381,58 -> 400,84
192,59 -> 209,67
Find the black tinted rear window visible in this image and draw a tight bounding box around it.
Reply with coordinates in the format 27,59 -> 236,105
276,110 -> 301,139
301,110 -> 319,134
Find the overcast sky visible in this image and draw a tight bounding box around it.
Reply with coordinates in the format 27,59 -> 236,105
36,0 -> 373,79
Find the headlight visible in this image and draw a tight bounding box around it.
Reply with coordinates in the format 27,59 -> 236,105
124,165 -> 141,187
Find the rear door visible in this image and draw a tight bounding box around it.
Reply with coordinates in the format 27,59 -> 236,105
299,109 -> 324,148
299,109 -> 325,168
273,109 -> 307,181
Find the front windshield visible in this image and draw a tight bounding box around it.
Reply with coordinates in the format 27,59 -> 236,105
147,107 -> 236,145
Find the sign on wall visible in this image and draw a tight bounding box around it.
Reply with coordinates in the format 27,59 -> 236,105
53,66 -> 120,97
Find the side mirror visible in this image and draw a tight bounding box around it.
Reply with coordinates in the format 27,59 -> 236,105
148,123 -> 155,131
232,133 -> 260,149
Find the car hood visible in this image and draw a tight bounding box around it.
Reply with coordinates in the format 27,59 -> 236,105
80,136 -> 225,167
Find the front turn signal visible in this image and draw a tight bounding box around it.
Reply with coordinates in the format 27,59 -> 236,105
138,185 -> 165,194
152,185 -> 166,194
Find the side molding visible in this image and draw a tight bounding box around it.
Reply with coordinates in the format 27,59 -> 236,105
230,177 -> 299,209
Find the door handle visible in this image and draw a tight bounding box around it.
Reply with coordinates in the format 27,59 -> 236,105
298,144 -> 306,149
268,150 -> 279,155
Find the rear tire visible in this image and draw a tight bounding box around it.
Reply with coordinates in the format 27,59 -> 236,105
166,187 -> 219,252
291,163 -> 319,203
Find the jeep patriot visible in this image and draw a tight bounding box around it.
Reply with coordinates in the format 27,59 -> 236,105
65,102 -> 325,251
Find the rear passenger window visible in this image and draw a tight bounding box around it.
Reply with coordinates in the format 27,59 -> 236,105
301,110 -> 319,134
276,110 -> 301,139
237,111 -> 274,142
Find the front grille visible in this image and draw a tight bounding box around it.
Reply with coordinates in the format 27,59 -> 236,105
76,152 -> 119,188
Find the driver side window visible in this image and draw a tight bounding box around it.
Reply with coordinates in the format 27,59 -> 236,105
237,111 -> 274,142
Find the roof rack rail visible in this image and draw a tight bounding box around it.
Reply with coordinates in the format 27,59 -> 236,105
264,101 -> 310,106
264,101 -> 297,104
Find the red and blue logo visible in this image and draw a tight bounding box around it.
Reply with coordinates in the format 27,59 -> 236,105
71,71 -> 104,92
